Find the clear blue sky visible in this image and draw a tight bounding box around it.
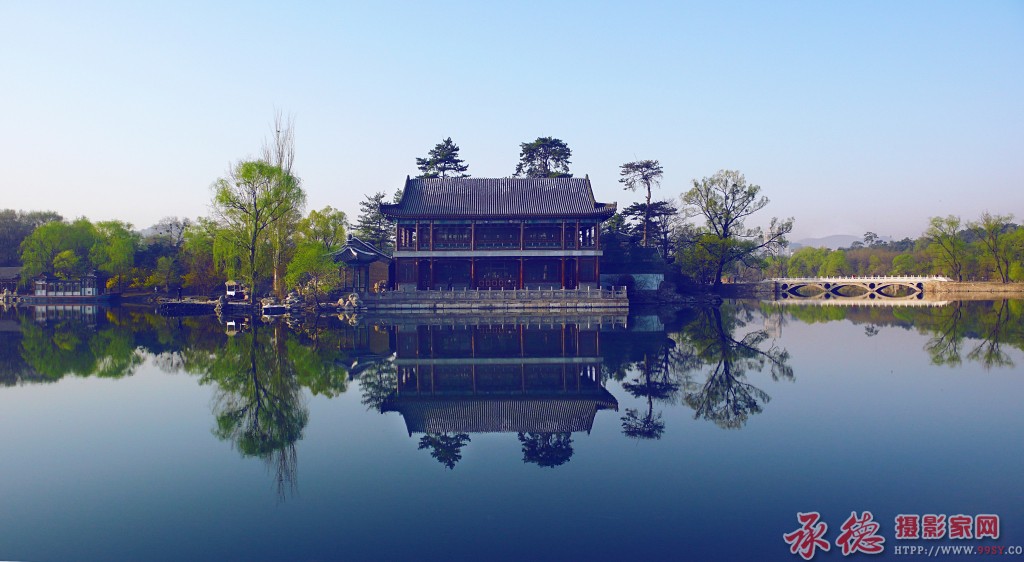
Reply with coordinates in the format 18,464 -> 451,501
3,1 -> 1022,240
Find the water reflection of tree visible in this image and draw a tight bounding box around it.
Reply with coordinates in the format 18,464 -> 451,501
518,432 -> 573,468
359,359 -> 398,411
620,343 -> 680,440
678,305 -> 793,429
16,316 -> 144,380
924,301 -> 965,366
922,300 -> 1022,369
193,320 -> 309,500
418,432 -> 471,470
966,300 -> 1015,369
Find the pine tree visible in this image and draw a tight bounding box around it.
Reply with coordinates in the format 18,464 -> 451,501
514,137 -> 572,178
354,192 -> 394,253
415,137 -> 469,179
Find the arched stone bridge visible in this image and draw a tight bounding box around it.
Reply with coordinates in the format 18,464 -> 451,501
766,276 -> 951,301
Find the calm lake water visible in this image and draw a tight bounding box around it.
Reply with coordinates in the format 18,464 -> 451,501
1,300 -> 1022,561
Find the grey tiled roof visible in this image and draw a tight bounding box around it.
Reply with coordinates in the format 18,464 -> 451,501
381,177 -> 617,220
382,392 -> 619,435
330,235 -> 391,264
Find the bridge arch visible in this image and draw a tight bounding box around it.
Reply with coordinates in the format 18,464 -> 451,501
768,276 -> 949,301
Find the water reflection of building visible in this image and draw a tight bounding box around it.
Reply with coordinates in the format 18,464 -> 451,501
381,322 -> 618,436
31,304 -> 99,325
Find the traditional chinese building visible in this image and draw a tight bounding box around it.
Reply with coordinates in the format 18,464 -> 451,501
380,177 -> 616,292
0,266 -> 21,294
332,234 -> 391,294
31,271 -> 100,298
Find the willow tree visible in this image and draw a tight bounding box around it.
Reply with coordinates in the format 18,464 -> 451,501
262,113 -> 301,298
286,206 -> 346,307
969,212 -> 1016,283
681,170 -> 793,289
212,160 -> 305,301
924,215 -> 967,281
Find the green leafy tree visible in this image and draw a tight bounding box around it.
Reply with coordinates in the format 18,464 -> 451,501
513,137 -> 572,178
681,170 -> 793,289
19,218 -> 99,282
0,209 -> 62,266
785,248 -> 827,278
674,228 -> 721,286
619,160 -> 664,247
891,252 -> 927,276
211,160 -> 306,301
621,200 -> 678,258
91,220 -> 139,293
969,212 -> 1015,283
181,217 -> 224,296
150,256 -> 177,291
286,206 -> 347,306
52,250 -> 81,280
416,137 -> 469,179
924,215 -> 967,281
818,249 -> 851,277
354,192 -> 394,254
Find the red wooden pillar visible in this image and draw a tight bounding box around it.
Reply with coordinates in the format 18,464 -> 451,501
518,257 -> 524,289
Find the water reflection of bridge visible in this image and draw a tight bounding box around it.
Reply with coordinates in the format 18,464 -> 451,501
768,276 -> 950,301
381,323 -> 618,436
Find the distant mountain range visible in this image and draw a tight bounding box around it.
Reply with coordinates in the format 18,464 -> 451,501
792,235 -> 868,250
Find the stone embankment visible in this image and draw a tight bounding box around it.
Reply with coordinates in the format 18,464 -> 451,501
157,300 -> 217,316
923,281 -> 1024,299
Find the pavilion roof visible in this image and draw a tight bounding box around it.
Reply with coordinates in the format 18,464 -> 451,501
380,177 -> 617,220
331,235 -> 391,265
381,391 -> 618,435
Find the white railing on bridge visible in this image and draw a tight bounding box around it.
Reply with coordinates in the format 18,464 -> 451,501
766,275 -> 951,283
